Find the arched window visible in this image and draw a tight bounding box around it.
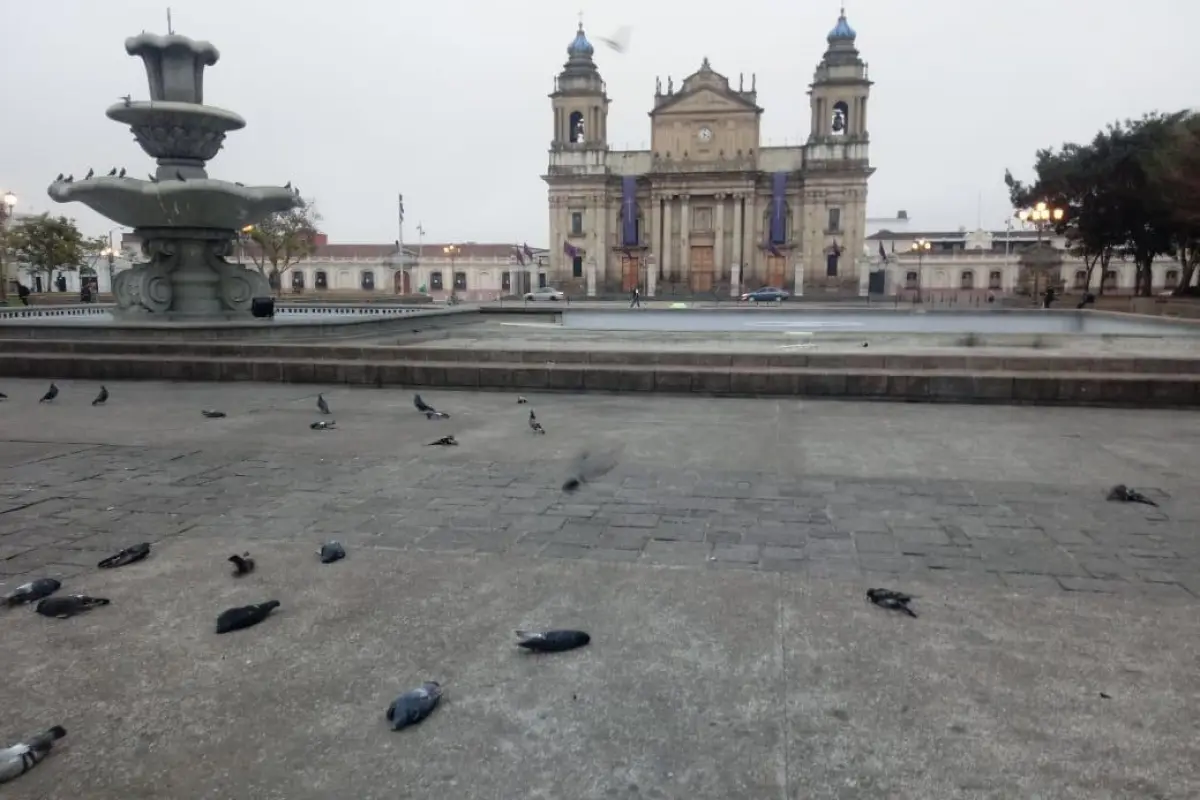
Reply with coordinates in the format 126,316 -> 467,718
905,271 -> 918,289
572,256 -> 583,278
430,271 -> 443,291
291,270 -> 305,289
831,101 -> 849,135
360,270 -> 375,290
454,271 -> 467,290
569,111 -> 585,143
315,270 -> 328,289
988,270 -> 1002,290
1073,270 -> 1087,289
960,270 -> 975,290
1102,270 -> 1117,289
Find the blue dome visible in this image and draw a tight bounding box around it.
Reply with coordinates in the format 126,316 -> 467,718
827,10 -> 856,40
568,24 -> 594,57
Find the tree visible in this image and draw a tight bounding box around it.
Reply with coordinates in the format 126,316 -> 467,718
6,214 -> 101,292
245,199 -> 321,289
1146,112 -> 1200,293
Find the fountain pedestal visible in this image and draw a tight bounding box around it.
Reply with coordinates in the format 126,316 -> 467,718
47,32 -> 299,320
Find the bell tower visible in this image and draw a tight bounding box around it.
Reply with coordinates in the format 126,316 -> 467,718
550,22 -> 609,148
807,8 -> 871,141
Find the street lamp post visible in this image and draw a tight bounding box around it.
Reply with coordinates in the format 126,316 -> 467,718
443,244 -> 460,302
1,191 -> 17,303
1017,201 -> 1064,298
910,238 -> 931,304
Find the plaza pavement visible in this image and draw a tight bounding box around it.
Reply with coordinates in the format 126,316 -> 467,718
1,379 -> 1198,799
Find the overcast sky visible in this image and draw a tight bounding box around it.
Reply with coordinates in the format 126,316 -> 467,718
3,0 -> 1197,245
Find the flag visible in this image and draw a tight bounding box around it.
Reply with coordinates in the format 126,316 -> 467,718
831,240 -> 842,257
513,245 -> 526,266
878,241 -> 888,263
563,240 -> 580,259
523,242 -> 534,260
398,194 -> 404,224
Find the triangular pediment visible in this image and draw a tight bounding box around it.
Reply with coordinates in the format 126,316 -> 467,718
653,87 -> 759,116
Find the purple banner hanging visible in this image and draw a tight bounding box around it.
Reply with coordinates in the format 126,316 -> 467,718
769,172 -> 787,244
621,176 -> 639,247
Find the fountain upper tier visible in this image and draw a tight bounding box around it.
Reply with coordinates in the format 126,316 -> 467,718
107,101 -> 245,178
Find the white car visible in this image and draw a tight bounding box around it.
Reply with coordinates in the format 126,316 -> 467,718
525,287 -> 565,301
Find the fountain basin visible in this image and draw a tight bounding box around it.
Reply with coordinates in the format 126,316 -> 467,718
47,177 -> 301,230
107,102 -> 245,163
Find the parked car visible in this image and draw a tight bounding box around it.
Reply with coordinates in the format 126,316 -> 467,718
525,286 -> 565,301
741,286 -> 790,303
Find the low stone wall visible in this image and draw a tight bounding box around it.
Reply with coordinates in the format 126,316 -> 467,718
0,351 -> 1197,407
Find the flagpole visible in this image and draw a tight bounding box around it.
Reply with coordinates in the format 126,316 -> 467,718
397,193 -> 405,294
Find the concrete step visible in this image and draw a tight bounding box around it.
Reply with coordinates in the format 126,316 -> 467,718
0,352 -> 1196,407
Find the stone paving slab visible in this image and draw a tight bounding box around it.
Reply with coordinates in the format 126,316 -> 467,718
2,539 -> 1197,799
1,379 -> 1199,599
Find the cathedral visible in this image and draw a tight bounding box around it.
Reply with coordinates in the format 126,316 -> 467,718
543,10 -> 876,296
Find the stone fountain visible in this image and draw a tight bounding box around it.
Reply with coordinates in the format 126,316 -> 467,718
47,32 -> 300,318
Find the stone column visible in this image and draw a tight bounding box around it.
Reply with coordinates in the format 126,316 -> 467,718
793,258 -> 805,296
857,257 -> 870,296
747,195 -> 762,285
649,193 -> 661,293
661,196 -> 673,282
714,194 -> 726,283
647,255 -> 657,297
594,195 -> 608,291
680,194 -> 691,286
731,192 -> 743,295
586,255 -> 597,297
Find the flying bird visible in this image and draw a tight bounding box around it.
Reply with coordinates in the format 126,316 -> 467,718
867,588 -> 918,618
35,595 -> 110,619
428,435 -> 458,447
229,553 -> 255,576
317,393 -> 331,415
0,726 -> 67,785
413,393 -> 449,418
91,385 -> 109,406
1107,484 -> 1158,507
310,420 -> 336,430
386,682 -> 443,731
528,410 -> 545,434
85,168 -> 95,179
515,629 -> 591,653
97,542 -> 150,569
39,383 -> 58,403
106,168 -> 117,177
176,170 -> 186,181
595,25 -> 632,53
561,446 -> 622,492
318,541 -> 346,564
3,578 -> 61,607
216,600 -> 279,634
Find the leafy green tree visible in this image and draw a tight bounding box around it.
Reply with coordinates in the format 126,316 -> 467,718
6,214 -> 101,292
245,199 -> 322,289
1146,112 -> 1200,293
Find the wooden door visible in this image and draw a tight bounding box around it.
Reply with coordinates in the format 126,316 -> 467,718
766,255 -> 786,289
690,246 -> 714,293
621,254 -> 640,292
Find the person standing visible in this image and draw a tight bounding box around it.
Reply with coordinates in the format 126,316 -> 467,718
16,282 -> 30,306
629,286 -> 641,308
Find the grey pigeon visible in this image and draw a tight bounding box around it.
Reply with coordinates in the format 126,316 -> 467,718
528,410 -> 545,434
0,392 -> 6,400
386,682 -> 443,730
867,588 -> 917,618
310,420 -> 336,430
36,595 -> 110,619
97,542 -> 150,569
106,167 -> 117,177
284,181 -> 291,190
201,409 -> 226,418
517,395 -> 528,404
55,173 -> 63,182
118,167 -> 126,178
64,175 -> 73,183
120,94 -> 132,106
428,435 -> 458,446
0,725 -> 67,785
1107,484 -> 1158,507
39,383 -> 58,403
515,629 -> 591,653
85,168 -> 94,179
317,393 -> 331,415
216,601 -> 279,634
414,393 -> 449,418
176,170 -> 186,181
149,173 -> 158,183
561,445 -> 622,492
318,541 -> 345,563
92,385 -> 108,406
229,553 -> 255,576
3,578 -> 61,607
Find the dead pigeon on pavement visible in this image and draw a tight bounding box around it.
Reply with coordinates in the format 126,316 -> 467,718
229,553 -> 255,576
39,383 -> 58,403
867,588 -> 917,618
0,725 -> 67,785
201,409 -> 226,418
428,435 -> 458,447
318,541 -> 345,563
386,682 -> 443,730
97,542 -> 150,569
3,578 -> 61,607
316,393 -> 331,415
515,629 -> 591,653
561,446 -> 622,492
1107,484 -> 1158,507
91,385 -> 109,406
216,600 -> 279,634
528,410 -> 545,434
310,420 -> 336,430
414,393 -> 450,418
35,595 -> 110,619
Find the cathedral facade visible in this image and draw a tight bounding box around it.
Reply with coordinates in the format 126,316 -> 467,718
543,11 -> 875,296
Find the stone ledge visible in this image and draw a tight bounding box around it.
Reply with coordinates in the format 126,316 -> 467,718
2,338 -> 1199,375
1,352 -> 1198,407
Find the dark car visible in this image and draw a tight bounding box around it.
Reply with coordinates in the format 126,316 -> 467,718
740,286 -> 790,303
